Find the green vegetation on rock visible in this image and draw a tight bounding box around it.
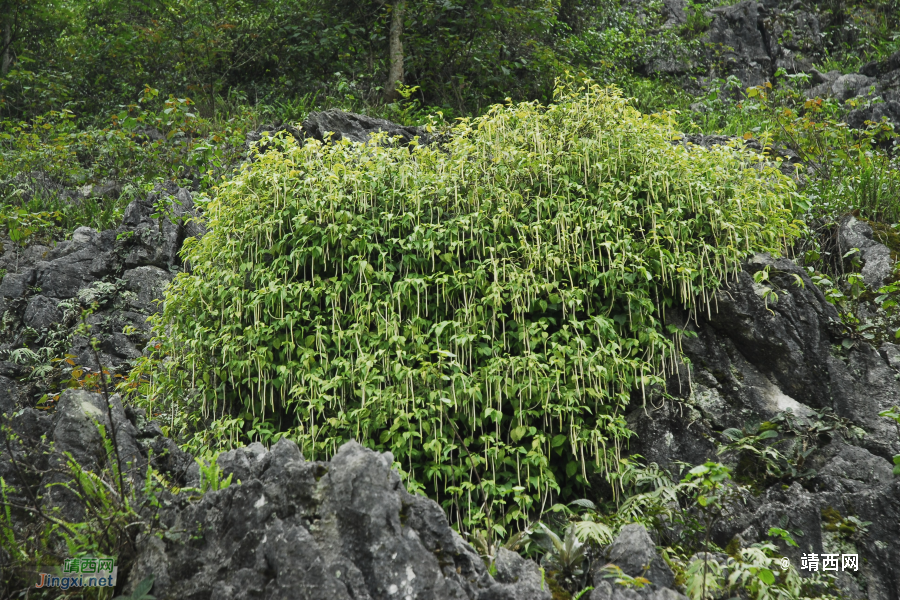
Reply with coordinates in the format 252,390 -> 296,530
141,82 -> 799,531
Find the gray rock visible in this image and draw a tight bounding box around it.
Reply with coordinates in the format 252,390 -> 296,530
302,109 -> 430,145
41,390 -> 147,521
861,50 -> 900,79
590,580 -> 688,600
183,460 -> 201,489
122,266 -> 172,314
804,50 -> 900,123
838,215 -> 895,289
603,524 -> 675,589
831,73 -> 876,102
692,0 -> 827,88
142,426 -> 194,485
646,57 -> 696,76
35,227 -> 115,299
49,390 -> 146,479
105,332 -> 142,360
815,440 -> 895,493
806,70 -> 840,99
23,295 -> 62,330
704,1 -> 772,88
87,181 -> 123,199
125,440 -> 546,600
846,100 -> 900,132
879,342 -> 900,371
590,581 -> 616,600
627,252 -> 900,596
718,442 -> 900,598
674,252 -> 898,455
877,69 -> 900,104
0,269 -> 36,298
767,9 -> 823,74
0,375 -> 16,415
660,0 -> 687,26
216,442 -> 269,484
487,547 -> 551,600
119,184 -> 205,270
813,69 -> 842,85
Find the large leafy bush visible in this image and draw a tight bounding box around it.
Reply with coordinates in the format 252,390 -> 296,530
145,82 -> 799,532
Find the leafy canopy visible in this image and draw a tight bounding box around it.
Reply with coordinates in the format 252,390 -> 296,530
145,81 -> 799,532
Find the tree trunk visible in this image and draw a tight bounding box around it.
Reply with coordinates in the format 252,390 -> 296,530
2,18 -> 11,76
384,0 -> 406,102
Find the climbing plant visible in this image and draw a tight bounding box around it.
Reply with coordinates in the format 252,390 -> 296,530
140,81 -> 800,533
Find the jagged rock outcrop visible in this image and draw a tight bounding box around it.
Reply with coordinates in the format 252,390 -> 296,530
586,523 -> 686,600
805,49 -> 900,131
846,101 -> 900,133
657,0 -> 822,83
0,181 -> 199,396
704,1 -> 777,88
1,384 -> 557,599
119,184 -> 206,271
838,216 -> 895,290
658,0 -> 899,133
302,109 -> 430,145
125,439 -> 552,600
3,386 -> 695,599
628,252 -> 900,599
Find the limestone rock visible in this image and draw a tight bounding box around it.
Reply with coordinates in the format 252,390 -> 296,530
602,524 -> 675,589
628,251 -> 900,596
838,215 -> 895,290
302,109 -> 430,145
125,439 -> 548,600
122,266 -> 173,314
704,1 -> 772,88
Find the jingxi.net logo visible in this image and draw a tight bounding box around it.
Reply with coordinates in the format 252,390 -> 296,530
799,553 -> 858,572
33,557 -> 117,590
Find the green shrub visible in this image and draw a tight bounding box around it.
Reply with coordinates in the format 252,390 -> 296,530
0,87 -> 256,236
142,81 -> 799,532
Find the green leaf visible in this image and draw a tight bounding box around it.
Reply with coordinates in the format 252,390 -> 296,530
757,568 -> 775,585
721,428 -> 743,440
134,575 -> 155,597
568,498 -> 597,510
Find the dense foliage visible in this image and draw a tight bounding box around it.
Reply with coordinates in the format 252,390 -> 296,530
142,83 -> 799,532
0,0 -> 567,119
3,0 -> 898,121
